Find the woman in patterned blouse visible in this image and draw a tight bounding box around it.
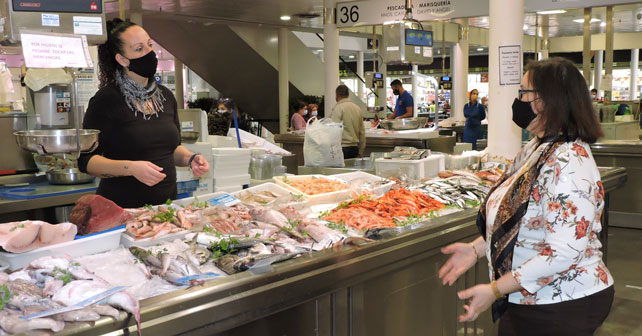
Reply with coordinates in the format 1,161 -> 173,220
438,57 -> 613,336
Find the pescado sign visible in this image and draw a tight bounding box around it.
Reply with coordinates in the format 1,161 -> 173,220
336,0 -> 641,27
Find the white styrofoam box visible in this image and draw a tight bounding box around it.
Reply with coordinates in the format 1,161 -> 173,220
213,174 -> 250,188
423,154 -> 445,178
0,228 -> 125,271
453,142 -> 473,154
214,185 -> 243,193
120,230 -> 191,248
171,191 -> 232,208
375,157 -> 436,181
208,135 -> 236,148
273,175 -> 352,205
212,147 -> 251,157
176,166 -> 193,182
332,171 -> 395,196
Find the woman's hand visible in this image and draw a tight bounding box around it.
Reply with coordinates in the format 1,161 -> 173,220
130,161 -> 166,186
190,155 -> 210,177
438,243 -> 478,286
457,284 -> 496,322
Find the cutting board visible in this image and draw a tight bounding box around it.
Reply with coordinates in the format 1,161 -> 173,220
0,181 -> 97,200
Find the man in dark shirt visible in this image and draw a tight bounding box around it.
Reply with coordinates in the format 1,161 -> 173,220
386,79 -> 414,119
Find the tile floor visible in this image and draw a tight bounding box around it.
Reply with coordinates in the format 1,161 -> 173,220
596,227 -> 642,336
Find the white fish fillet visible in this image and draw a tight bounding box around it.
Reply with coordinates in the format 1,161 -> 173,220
0,221 -> 76,253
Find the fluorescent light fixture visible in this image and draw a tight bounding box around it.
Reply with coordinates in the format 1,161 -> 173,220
280,15 -> 291,21
348,55 -> 355,59
600,22 -> 606,27
536,10 -> 567,15
477,47 -> 484,51
573,18 -> 600,23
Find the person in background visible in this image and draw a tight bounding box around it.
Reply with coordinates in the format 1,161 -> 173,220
78,19 -> 209,208
591,88 -> 601,102
439,57 -> 612,335
306,103 -> 319,124
463,89 -> 486,150
213,97 -> 250,132
430,100 -> 436,113
481,96 -> 489,109
386,79 -> 414,119
290,101 -> 308,131
331,85 -> 366,159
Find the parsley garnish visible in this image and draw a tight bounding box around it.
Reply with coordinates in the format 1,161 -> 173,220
9,224 -> 25,232
0,285 -> 10,309
210,236 -> 239,258
51,267 -> 74,285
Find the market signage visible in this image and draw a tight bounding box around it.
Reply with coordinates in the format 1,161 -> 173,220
20,31 -> 93,68
336,0 -> 642,27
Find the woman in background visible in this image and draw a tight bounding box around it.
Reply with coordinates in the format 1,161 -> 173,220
290,101 -> 308,131
463,89 -> 486,150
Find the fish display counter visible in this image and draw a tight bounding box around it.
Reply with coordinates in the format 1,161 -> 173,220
20,166 -> 620,336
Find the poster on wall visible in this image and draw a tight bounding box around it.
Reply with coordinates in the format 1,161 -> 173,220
480,73 -> 488,83
499,45 -> 521,86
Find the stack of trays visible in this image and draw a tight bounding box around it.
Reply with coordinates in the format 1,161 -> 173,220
211,148 -> 251,193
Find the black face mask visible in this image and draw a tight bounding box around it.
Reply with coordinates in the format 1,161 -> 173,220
126,50 -> 158,78
511,98 -> 538,129
393,89 -> 400,95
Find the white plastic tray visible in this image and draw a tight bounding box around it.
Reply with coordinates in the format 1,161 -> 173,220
332,171 -> 395,196
120,230 -> 191,248
0,228 -> 125,271
273,175 -> 352,205
231,182 -> 306,205
213,174 -> 251,188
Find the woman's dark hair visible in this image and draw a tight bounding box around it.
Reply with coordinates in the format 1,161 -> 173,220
217,97 -> 237,112
527,57 -> 604,143
293,101 -> 307,113
97,18 -> 137,88
469,89 -> 478,104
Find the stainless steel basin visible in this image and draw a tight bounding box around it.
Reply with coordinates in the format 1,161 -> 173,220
14,129 -> 100,154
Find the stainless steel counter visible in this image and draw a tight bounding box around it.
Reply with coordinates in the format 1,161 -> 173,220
55,167 -> 627,336
592,141 -> 641,229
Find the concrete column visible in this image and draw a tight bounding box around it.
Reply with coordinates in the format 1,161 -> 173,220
323,0 -> 339,118
378,33 -> 388,113
357,51 -> 364,103
412,64 -> 419,117
631,49 -> 639,100
594,50 -> 603,97
604,6 -> 614,101
488,0 -> 524,161
452,18 -> 469,122
278,28 -> 289,134
130,0 -> 142,25
538,15 -> 549,60
174,59 -> 184,109
582,8 -> 592,86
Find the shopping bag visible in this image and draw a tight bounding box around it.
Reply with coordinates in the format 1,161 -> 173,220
303,117 -> 345,167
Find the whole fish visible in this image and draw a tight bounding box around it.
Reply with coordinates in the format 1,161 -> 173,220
0,310 -> 64,334
232,253 -> 298,272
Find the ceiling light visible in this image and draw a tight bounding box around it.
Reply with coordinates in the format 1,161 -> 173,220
573,18 -> 600,23
523,24 -> 528,30
477,47 -> 484,51
348,55 -> 355,59
536,10 -> 567,15
600,22 -> 606,27
280,15 -> 291,21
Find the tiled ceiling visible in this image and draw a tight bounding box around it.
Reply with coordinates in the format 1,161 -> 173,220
107,0 -> 642,37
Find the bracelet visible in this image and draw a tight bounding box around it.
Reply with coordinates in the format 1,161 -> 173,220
469,242 -> 479,259
187,153 -> 199,168
491,280 -> 504,300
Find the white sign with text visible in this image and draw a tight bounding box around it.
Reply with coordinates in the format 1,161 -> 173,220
499,45 -> 521,86
20,31 -> 93,69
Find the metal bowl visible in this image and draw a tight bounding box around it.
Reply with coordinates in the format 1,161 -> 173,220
181,131 -> 200,144
14,129 -> 100,155
379,117 -> 428,130
46,168 -> 95,185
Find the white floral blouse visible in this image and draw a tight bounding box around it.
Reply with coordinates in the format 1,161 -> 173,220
485,139 -> 613,305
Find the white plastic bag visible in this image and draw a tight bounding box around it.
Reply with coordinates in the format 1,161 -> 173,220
303,118 -> 345,167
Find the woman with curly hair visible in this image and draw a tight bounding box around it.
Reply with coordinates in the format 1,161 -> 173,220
78,19 -> 209,208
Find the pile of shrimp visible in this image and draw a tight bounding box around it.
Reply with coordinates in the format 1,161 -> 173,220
286,178 -> 348,195
322,188 -> 444,230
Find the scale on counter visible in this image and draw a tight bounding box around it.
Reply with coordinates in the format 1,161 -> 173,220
1,0 -> 106,184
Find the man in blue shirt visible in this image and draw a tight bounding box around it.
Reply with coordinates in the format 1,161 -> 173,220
386,79 -> 414,119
